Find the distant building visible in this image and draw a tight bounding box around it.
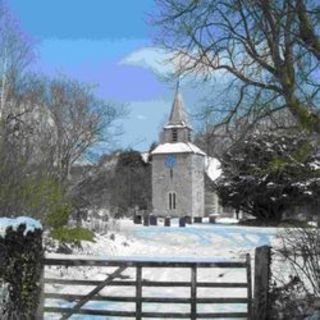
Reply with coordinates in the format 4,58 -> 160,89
151,84 -> 206,217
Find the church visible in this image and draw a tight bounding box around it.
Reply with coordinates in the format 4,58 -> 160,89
151,84 -> 207,218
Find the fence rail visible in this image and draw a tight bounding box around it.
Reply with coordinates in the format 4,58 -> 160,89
43,255 -> 252,319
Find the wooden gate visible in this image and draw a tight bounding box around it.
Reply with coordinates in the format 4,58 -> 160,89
43,254 -> 252,319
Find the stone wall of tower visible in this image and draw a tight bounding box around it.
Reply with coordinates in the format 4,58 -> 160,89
152,153 -> 205,217
161,127 -> 192,144
152,153 -> 193,217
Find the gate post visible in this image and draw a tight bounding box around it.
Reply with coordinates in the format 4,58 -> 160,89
253,246 -> 271,320
36,262 -> 45,320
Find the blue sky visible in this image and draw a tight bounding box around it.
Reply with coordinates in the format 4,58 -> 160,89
7,0 -> 213,151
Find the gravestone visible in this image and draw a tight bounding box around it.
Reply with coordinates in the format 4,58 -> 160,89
185,216 -> 192,224
194,216 -> 202,223
179,217 -> 186,227
164,216 -> 171,227
134,215 -> 142,224
143,214 -> 150,226
149,214 -> 157,226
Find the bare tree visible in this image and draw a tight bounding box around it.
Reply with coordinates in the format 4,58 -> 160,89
0,77 -> 58,219
44,76 -> 124,186
0,2 -> 125,225
154,0 -> 320,134
0,0 -> 37,165
0,1 -> 34,118
269,227 -> 320,318
0,2 -> 62,220
195,107 -> 300,158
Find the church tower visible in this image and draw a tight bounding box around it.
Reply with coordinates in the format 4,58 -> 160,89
151,84 -> 206,218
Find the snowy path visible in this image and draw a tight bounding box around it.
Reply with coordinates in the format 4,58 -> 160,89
45,219 -> 279,319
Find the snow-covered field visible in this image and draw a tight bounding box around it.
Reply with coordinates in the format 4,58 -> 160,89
45,218 -> 279,319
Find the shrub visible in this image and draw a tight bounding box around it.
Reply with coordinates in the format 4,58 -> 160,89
270,227 -> 320,319
0,221 -> 43,320
51,226 -> 95,244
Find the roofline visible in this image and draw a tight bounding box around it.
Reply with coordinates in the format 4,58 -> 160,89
166,83 -> 191,128
151,151 -> 206,156
164,125 -> 192,130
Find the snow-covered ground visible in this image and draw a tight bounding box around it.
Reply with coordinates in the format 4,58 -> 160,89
45,219 -> 279,320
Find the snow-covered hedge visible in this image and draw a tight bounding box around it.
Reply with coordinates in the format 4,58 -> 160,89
0,217 -> 43,320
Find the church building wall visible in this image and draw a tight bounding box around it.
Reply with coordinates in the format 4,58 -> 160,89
152,154 -> 194,217
191,154 -> 205,217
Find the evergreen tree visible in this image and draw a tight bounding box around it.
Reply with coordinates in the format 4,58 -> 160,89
111,150 -> 151,217
216,132 -> 320,222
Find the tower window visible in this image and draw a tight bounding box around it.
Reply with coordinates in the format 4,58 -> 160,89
170,168 -> 173,179
172,129 -> 178,142
169,192 -> 177,210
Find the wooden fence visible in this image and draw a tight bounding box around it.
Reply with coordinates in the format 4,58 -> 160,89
42,255 -> 253,319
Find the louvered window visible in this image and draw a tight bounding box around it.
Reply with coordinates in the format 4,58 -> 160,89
172,129 -> 178,142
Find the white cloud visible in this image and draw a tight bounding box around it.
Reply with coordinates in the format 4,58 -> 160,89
137,114 -> 147,120
120,46 -> 230,84
119,47 -> 176,77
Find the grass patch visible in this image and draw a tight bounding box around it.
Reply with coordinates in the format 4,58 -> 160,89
51,226 -> 95,244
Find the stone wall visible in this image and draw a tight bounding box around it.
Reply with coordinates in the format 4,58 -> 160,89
152,153 -> 192,217
161,127 -> 191,143
152,153 -> 205,217
191,154 -> 205,217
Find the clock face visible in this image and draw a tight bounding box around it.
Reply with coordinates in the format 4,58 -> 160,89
165,155 -> 177,168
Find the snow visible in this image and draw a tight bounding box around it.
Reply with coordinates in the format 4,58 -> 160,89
46,253 -> 240,264
205,156 -> 222,181
151,142 -> 206,156
0,216 -> 42,237
140,152 -> 149,163
164,124 -> 190,129
45,219 -> 279,320
64,216 -> 278,259
101,155 -> 118,170
310,160 -> 320,170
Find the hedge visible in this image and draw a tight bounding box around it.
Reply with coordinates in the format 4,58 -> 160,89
0,218 -> 43,320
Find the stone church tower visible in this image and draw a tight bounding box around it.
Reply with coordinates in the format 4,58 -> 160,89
151,84 -> 206,218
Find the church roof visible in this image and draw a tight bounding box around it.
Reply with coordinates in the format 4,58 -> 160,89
166,83 -> 191,129
151,142 -> 206,156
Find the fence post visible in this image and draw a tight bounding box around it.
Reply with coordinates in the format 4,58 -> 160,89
191,265 -> 197,320
136,266 -> 142,320
254,246 -> 271,320
35,261 -> 45,320
246,253 -> 252,320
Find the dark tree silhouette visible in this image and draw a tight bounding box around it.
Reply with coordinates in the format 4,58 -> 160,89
216,132 -> 320,222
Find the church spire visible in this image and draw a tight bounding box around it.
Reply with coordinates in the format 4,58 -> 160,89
166,81 -> 191,129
